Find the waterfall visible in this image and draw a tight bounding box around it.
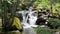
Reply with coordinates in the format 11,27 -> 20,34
26,11 -> 38,27
16,11 -> 37,34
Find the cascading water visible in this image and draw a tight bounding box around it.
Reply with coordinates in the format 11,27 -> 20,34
16,11 -> 37,34
26,11 -> 38,27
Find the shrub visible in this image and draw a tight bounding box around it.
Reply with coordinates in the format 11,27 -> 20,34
48,18 -> 60,29
34,27 -> 52,34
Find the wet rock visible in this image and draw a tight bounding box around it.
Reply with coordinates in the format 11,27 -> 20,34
55,31 -> 60,34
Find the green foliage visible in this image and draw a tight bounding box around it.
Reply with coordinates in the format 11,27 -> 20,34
34,0 -> 50,8
34,27 -> 52,34
52,3 -> 60,17
49,18 -> 60,29
0,0 -> 3,17
34,0 -> 60,17
4,0 -> 18,4
19,0 -> 36,10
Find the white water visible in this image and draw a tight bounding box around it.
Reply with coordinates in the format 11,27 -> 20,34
27,11 -> 38,27
17,10 -> 38,27
16,11 -> 37,34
